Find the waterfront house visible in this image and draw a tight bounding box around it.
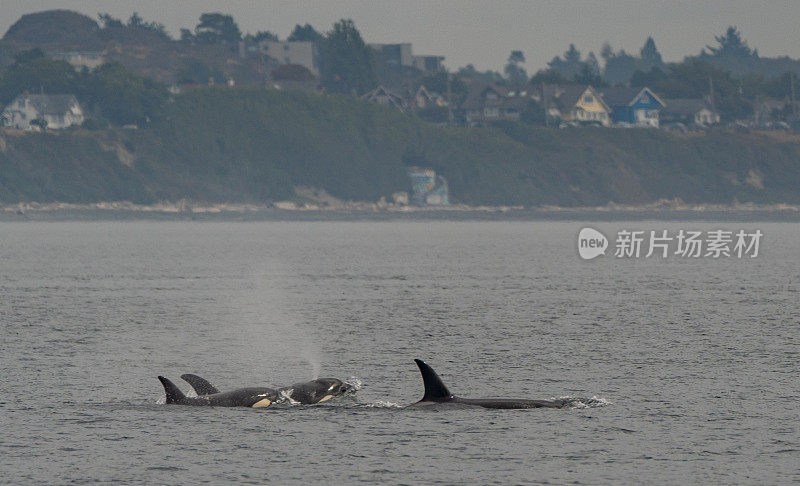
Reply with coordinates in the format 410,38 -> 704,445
661,98 -> 720,126
0,94 -> 84,130
599,87 -> 665,127
533,85 -> 611,126
462,84 -> 530,124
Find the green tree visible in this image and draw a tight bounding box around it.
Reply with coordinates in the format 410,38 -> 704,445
602,47 -> 639,85
548,44 -> 584,79
650,60 -> 752,120
639,37 -> 664,71
127,12 -> 168,37
706,26 -> 756,59
457,64 -> 503,83
179,28 -> 195,42
573,53 -> 606,87
250,31 -> 278,42
630,66 -> 667,87
176,60 -> 224,85
288,24 -> 323,43
504,50 -> 528,86
0,55 -> 83,104
98,13 -> 124,29
529,69 -> 568,85
520,99 -> 545,125
195,13 -> 241,44
320,19 -> 376,95
85,62 -> 168,125
13,47 -> 45,65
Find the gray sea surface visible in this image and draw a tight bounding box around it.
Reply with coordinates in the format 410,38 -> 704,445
1,221 -> 798,484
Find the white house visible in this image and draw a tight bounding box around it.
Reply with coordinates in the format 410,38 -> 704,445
49,51 -> 106,71
661,98 -> 721,126
1,94 -> 85,130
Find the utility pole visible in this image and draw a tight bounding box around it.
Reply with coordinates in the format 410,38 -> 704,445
708,74 -> 716,115
446,70 -> 454,127
542,83 -> 548,127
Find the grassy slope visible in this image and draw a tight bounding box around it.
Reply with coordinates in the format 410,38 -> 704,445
1,88 -> 799,205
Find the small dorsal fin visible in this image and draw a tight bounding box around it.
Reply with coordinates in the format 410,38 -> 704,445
158,376 -> 186,404
414,359 -> 453,401
180,374 -> 220,395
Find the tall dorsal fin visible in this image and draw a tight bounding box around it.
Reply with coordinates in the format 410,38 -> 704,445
180,374 -> 220,395
414,359 -> 453,401
158,376 -> 186,404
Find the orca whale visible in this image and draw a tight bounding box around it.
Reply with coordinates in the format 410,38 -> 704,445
279,377 -> 354,404
409,359 -> 568,409
157,376 -> 278,408
179,374 -> 354,405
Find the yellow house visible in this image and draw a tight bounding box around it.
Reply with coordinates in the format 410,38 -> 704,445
535,85 -> 611,126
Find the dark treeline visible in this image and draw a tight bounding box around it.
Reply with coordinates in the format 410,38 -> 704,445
2,10 -> 799,126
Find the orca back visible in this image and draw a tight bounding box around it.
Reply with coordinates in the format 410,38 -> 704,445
158,376 -> 187,404
180,374 -> 220,395
414,359 -> 453,402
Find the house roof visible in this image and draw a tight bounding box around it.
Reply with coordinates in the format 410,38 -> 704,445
10,94 -> 81,115
461,83 -> 532,111
661,98 -> 712,116
538,85 -> 610,112
362,85 -> 405,110
599,87 -> 665,108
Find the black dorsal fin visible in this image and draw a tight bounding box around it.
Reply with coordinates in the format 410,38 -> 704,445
158,376 -> 186,404
414,359 -> 453,401
180,374 -> 220,395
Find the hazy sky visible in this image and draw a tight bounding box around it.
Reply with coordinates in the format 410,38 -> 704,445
2,1 -> 798,72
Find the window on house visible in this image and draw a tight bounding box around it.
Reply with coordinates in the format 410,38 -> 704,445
583,94 -> 594,103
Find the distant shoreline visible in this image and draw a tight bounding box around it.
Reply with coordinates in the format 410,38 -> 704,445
2,201 -> 799,222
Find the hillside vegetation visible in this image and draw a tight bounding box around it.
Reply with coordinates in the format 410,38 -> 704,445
2,88 -> 800,206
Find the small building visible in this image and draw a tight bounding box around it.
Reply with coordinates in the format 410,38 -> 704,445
413,55 -> 445,73
49,51 -> 106,71
661,98 -> 720,126
462,84 -> 530,124
1,94 -> 85,131
362,85 -> 406,111
257,40 -> 319,76
533,85 -> 611,126
412,85 -> 435,109
408,167 -> 449,206
599,87 -> 665,127
369,43 -> 414,68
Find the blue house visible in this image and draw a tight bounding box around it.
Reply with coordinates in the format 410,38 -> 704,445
599,87 -> 665,127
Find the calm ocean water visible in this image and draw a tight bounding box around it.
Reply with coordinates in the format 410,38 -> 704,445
1,221 -> 798,484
